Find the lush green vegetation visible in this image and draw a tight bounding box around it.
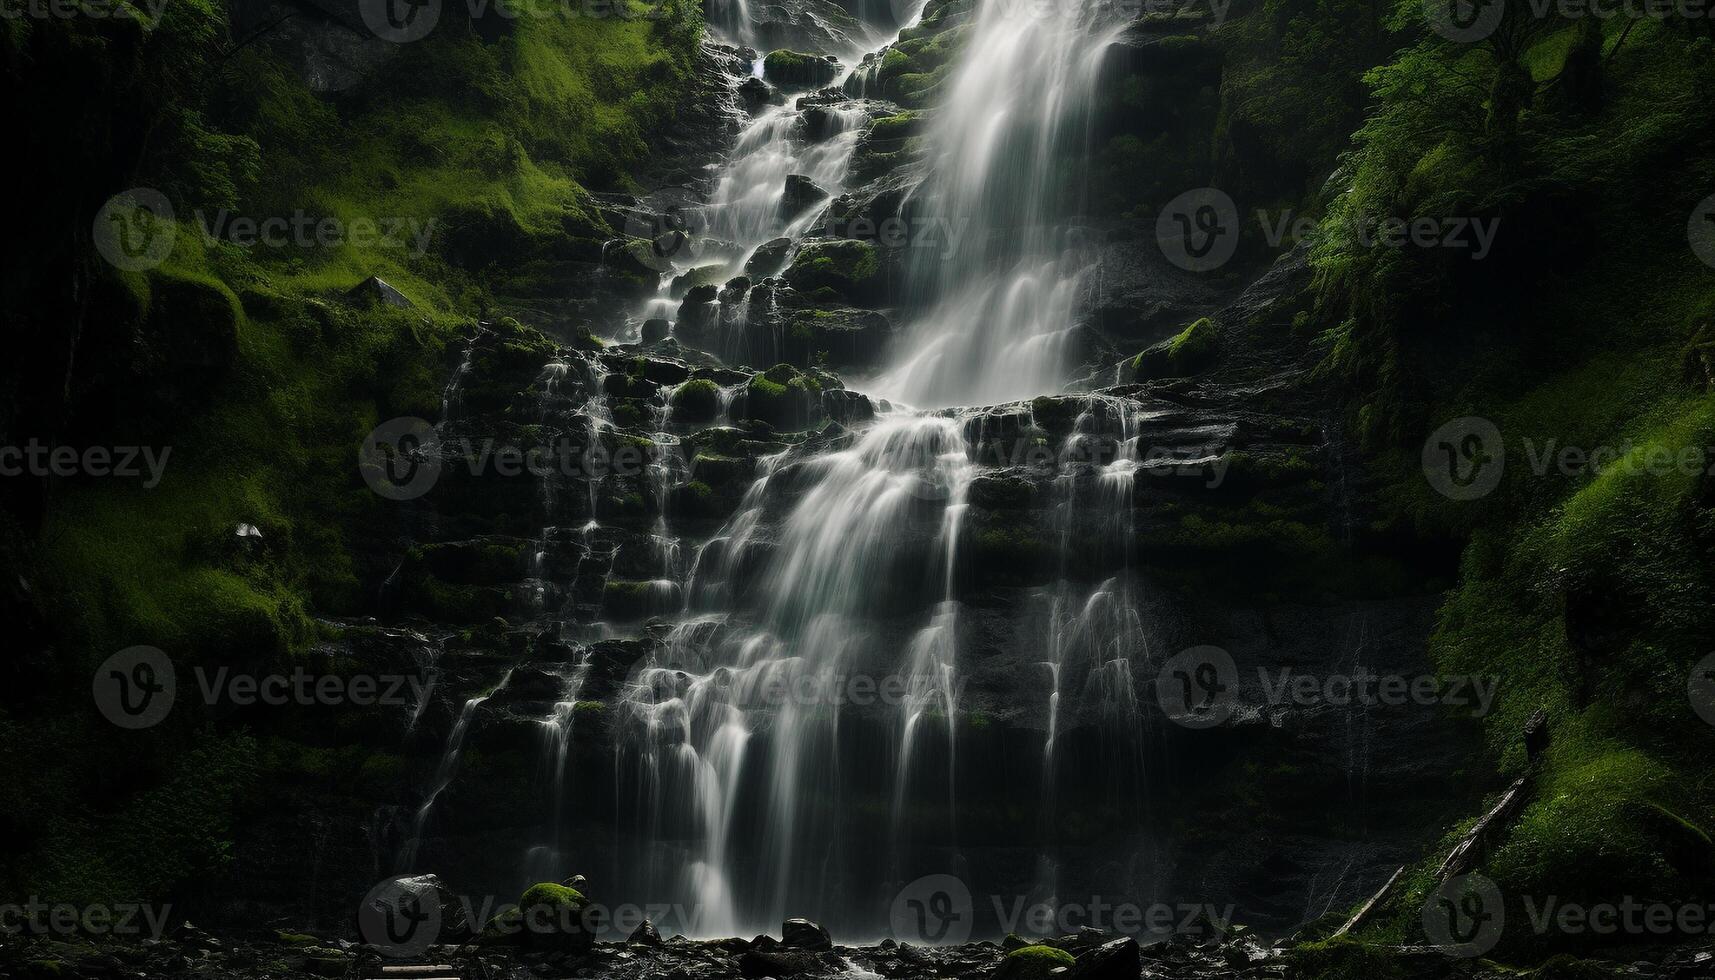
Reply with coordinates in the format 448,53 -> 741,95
0,0 -> 702,908
1294,0 -> 1715,966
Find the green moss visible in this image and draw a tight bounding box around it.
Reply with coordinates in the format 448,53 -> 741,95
1001,947 -> 1070,967
1132,317 -> 1218,379
520,881 -> 588,911
784,240 -> 883,303
670,377 -> 721,423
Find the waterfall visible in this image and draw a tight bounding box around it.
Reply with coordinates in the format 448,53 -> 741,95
617,413 -> 973,935
870,0 -> 1130,408
399,669 -> 514,870
524,651 -> 595,884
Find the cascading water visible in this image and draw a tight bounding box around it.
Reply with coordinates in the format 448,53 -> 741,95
400,0 -> 1160,939
616,413 -> 974,935
871,0 -> 1130,408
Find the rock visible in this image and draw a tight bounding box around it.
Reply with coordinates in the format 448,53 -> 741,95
781,174 -> 830,220
642,318 -> 670,344
738,75 -> 781,111
671,264 -> 729,299
1129,316 -> 1219,380
822,388 -> 873,424
995,944 -> 1075,980
739,948 -> 824,977
630,919 -> 663,946
744,364 -> 825,431
783,307 -> 891,367
347,274 -> 413,309
782,918 -> 832,950
670,378 -> 722,424
783,239 -> 885,305
745,237 -> 795,278
1064,937 -> 1139,980
487,882 -> 593,951
763,50 -> 842,89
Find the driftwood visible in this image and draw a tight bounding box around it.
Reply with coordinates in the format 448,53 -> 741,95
1333,864 -> 1407,938
1436,776 -> 1530,882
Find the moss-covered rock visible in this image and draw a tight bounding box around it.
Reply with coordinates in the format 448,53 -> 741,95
669,378 -> 721,423
1131,317 -> 1219,380
744,363 -> 825,431
783,239 -> 885,305
763,50 -> 842,89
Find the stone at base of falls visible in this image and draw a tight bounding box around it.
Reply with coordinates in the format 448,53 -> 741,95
740,947 -> 829,977
362,875 -> 475,947
1063,937 -> 1140,980
482,882 -> 593,952
642,318 -> 670,344
781,918 -> 833,951
629,919 -> 663,946
346,275 -> 413,309
994,945 -> 1075,980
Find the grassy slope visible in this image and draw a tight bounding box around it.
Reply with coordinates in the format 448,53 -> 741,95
1295,12 -> 1715,968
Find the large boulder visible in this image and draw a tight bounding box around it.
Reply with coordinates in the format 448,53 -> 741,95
782,917 -> 832,950
781,174 -> 830,220
1064,937 -> 1139,980
763,50 -> 842,89
783,239 -> 886,305
1129,316 -> 1220,380
994,944 -> 1075,980
746,237 -> 796,278
483,881 -> 594,951
743,364 -> 825,431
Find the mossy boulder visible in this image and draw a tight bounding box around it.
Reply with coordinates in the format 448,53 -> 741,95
744,363 -> 825,431
1131,317 -> 1219,380
996,944 -> 1075,980
764,49 -> 841,89
670,378 -> 722,423
485,882 -> 593,951
783,239 -> 885,305
783,307 -> 891,367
